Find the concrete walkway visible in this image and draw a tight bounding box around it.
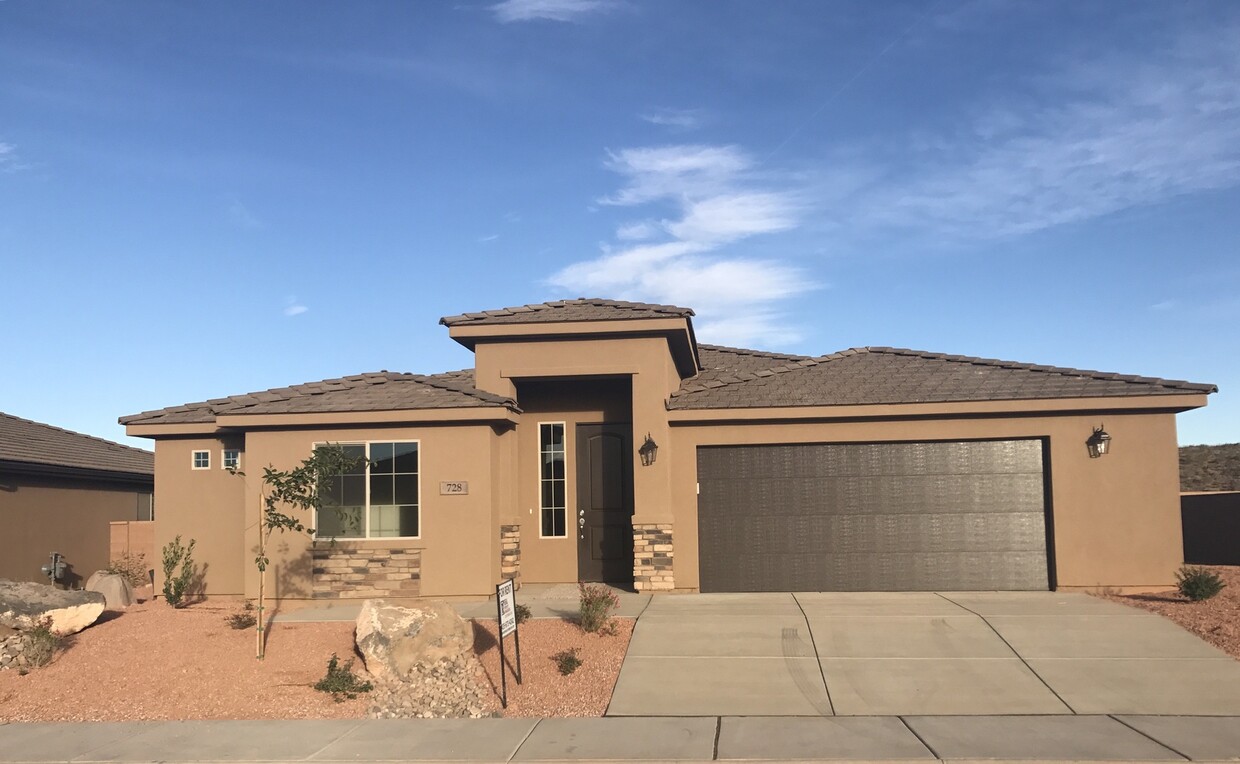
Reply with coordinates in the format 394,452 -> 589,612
608,591 -> 1240,717
3,716 -> 1240,762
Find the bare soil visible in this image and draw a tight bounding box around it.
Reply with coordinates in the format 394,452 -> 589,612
0,601 -> 632,722
1096,565 -> 1240,659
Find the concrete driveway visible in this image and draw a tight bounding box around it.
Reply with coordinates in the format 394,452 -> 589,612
606,591 -> 1240,716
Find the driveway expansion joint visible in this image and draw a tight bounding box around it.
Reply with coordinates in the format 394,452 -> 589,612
1107,714 -> 1191,761
790,592 -> 834,716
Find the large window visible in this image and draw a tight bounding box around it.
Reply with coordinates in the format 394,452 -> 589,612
316,442 -> 419,539
540,423 -> 566,538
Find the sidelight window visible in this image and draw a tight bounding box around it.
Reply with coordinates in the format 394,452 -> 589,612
539,423 -> 566,538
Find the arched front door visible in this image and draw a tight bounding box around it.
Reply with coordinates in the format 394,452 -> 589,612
575,423 -> 633,583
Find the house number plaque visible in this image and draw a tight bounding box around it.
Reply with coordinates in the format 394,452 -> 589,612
439,481 -> 468,495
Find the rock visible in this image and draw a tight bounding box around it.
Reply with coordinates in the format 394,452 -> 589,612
85,571 -> 134,609
355,599 -> 473,684
0,579 -> 105,635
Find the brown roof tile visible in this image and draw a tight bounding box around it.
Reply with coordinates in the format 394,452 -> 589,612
439,298 -> 694,327
1,412 -> 154,476
120,371 -> 516,426
669,347 -> 1217,410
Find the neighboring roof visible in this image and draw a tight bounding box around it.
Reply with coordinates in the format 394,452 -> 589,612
120,372 -> 518,426
670,347 -> 1218,410
0,412 -> 153,477
440,298 -> 694,327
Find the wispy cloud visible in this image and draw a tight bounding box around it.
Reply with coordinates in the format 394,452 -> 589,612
491,0 -> 616,23
227,198 -> 261,229
549,144 -> 813,346
0,142 -> 28,174
640,107 -> 705,131
855,27 -> 1240,240
478,233 -> 500,242
283,297 -> 308,317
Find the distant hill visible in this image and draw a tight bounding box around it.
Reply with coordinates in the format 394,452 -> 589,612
1180,443 -> 1240,492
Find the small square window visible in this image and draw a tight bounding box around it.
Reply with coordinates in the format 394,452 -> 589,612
222,449 -> 240,470
192,450 -> 210,470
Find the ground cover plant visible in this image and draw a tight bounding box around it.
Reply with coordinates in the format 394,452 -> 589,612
1177,565 -> 1226,601
161,536 -> 196,608
314,653 -> 373,701
577,582 -> 619,633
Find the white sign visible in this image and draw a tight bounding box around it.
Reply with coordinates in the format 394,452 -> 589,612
440,481 -> 469,495
497,578 -> 517,638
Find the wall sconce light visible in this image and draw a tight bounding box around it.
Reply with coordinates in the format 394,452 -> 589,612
1086,425 -> 1112,459
639,433 -> 659,467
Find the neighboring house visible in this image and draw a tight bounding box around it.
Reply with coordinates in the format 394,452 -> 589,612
1179,443 -> 1240,566
0,412 -> 154,584
121,298 -> 1215,601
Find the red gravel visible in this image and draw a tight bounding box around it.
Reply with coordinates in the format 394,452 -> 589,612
1095,565 -> 1240,660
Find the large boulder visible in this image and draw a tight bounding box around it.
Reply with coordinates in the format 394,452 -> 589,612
86,571 -> 134,609
0,580 -> 105,635
355,599 -> 473,683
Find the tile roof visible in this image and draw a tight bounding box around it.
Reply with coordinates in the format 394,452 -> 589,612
669,347 -> 1218,410
695,344 -> 811,385
1,412 -> 154,476
440,298 -> 694,327
120,372 -> 517,426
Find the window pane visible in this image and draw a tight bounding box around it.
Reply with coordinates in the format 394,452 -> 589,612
343,445 -> 367,474
393,442 -> 419,474
554,507 -> 565,537
552,481 -> 565,510
542,507 -> 555,537
342,475 -> 365,507
370,474 -> 394,505
370,443 -> 394,474
368,504 -> 395,537
394,474 -> 419,504
398,505 -> 418,537
551,453 -> 565,480
541,482 -> 555,510
318,505 -> 363,538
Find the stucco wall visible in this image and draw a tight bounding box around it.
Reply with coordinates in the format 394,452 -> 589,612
0,472 -> 152,584
669,411 -> 1185,592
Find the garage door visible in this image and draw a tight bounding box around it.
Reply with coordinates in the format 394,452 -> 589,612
697,439 -> 1050,592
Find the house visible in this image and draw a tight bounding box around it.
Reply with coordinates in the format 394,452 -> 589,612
120,298 -> 1215,601
0,412 -> 154,584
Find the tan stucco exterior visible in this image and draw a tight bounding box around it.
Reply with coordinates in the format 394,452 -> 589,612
130,309 -> 1209,602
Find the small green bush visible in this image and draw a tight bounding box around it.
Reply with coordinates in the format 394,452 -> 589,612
23,617 -> 60,668
314,653 -> 373,701
226,603 -> 257,630
577,582 -> 619,633
107,552 -> 150,588
161,535 -> 197,608
514,603 -> 532,625
1176,565 -> 1226,601
552,648 -> 582,675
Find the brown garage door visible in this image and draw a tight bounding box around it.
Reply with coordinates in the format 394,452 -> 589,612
697,439 -> 1050,592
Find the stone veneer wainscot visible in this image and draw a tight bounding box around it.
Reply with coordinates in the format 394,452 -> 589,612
500,524 -> 521,589
311,545 -> 421,599
633,523 -> 673,591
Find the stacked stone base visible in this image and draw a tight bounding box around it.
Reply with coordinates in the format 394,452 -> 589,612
312,546 -> 421,599
633,524 -> 674,591
500,524 -> 521,590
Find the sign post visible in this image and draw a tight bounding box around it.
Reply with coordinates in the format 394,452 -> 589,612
495,578 -> 523,708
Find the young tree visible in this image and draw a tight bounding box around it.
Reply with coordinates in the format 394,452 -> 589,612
232,444 -> 365,659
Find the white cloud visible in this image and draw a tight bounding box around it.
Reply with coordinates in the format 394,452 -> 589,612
641,107 -> 704,130
283,297 -> 308,317
491,0 -> 615,23
549,143 -> 814,347
478,233 -> 500,242
0,142 -> 27,173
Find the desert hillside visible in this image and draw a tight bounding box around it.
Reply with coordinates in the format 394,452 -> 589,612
1180,443 -> 1240,492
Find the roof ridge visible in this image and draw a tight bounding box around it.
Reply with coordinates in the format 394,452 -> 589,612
396,372 -> 517,409
698,343 -> 810,361
1,410 -> 153,458
440,297 -> 694,326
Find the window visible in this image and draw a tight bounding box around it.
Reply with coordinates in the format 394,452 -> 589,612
539,423 -> 566,538
192,450 -> 210,470
316,442 -> 419,539
222,449 -> 240,470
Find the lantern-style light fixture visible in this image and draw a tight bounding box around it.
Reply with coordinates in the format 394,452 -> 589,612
1086,425 -> 1112,459
639,433 -> 659,467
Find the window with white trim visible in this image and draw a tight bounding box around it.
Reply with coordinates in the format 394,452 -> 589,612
539,423 -> 566,537
316,442 -> 419,539
192,450 -> 210,470
222,449 -> 240,470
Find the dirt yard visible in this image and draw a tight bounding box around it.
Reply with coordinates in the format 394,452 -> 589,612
1098,565 -> 1240,659
0,600 -> 633,722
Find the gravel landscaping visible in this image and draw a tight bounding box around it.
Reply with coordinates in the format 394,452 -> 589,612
0,599 -> 632,722
1098,565 -> 1240,660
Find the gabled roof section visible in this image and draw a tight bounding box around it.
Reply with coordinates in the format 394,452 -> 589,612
1,411 -> 154,476
669,347 -> 1218,410
439,298 -> 694,326
120,371 -> 517,426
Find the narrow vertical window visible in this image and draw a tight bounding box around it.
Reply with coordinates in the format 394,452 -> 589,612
540,423 -> 566,537
192,450 -> 210,470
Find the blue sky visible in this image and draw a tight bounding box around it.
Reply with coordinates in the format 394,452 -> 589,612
2,0 -> 1238,449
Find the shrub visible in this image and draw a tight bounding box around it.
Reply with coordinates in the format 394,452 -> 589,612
578,582 -> 619,633
313,653 -> 373,701
1177,565 -> 1226,601
514,603 -> 532,625
226,603 -> 257,630
107,552 -> 150,588
22,617 -> 60,668
552,648 -> 582,675
161,535 -> 197,608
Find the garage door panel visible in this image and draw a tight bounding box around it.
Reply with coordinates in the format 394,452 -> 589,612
697,440 -> 1050,592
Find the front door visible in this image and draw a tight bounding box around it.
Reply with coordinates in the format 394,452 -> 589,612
575,423 -> 633,583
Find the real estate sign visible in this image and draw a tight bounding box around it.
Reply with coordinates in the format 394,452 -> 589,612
495,578 -> 522,708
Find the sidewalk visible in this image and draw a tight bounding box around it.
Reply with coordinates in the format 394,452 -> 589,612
2,716 -> 1239,762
